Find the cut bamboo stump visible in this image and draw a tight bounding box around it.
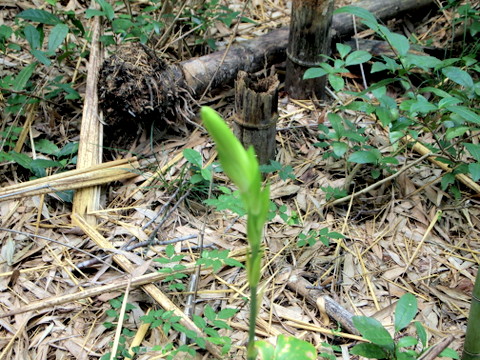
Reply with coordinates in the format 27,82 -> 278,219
285,0 -> 334,99
233,71 -> 280,165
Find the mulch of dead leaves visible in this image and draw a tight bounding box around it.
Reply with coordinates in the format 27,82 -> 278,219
0,0 -> 479,359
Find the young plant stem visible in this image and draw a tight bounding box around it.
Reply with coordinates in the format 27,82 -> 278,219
247,284 -> 259,360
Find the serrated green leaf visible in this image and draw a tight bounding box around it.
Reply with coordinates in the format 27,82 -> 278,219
345,50 -> 371,66
395,293 -> 417,332
193,314 -> 206,329
48,23 -> 69,52
441,173 -> 456,190
204,305 -> 216,321
165,244 -> 174,258
9,151 -> 33,170
13,63 -> 36,91
353,316 -> 394,348
351,343 -> 388,359
17,9 -> 62,25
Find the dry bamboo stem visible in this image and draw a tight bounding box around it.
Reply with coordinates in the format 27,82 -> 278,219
72,13 -> 103,225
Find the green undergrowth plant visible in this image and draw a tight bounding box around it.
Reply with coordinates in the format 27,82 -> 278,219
304,5 -> 480,198
297,228 -> 345,247
200,106 -> 317,360
351,293 -> 458,360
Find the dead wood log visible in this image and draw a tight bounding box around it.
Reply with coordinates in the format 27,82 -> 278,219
98,0 -> 435,127
233,71 -> 280,165
285,0 -> 334,99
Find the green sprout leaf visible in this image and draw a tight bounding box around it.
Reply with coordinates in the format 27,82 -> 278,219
353,316 -> 395,349
394,293 -> 418,332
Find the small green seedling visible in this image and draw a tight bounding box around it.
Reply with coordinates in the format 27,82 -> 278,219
351,293 -> 459,360
200,106 -> 316,360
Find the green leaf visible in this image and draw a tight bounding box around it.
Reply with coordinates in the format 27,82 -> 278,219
468,163 -> 480,181
217,308 -> 238,319
404,54 -> 441,70
17,9 -> 62,25
183,148 -> 202,167
24,24 -> 41,50
348,150 -> 380,164
345,50 -> 372,66
31,50 -> 51,66
439,348 -> 459,359
256,340 -> 275,360
336,43 -> 351,59
85,9 -> 105,19
438,97 -> 462,108
397,336 -> 418,348
304,67 -> 328,79
465,143 -> 480,162
353,316 -> 394,348
204,305 -> 216,321
395,293 -> 417,332
334,6 -> 379,29
48,23 -> 69,52
165,244 -> 174,258
57,142 -> 78,157
332,142 -> 348,157
410,95 -> 437,114
274,335 -> 317,360
328,74 -> 344,92
35,139 -> 59,155
96,0 -> 115,20
350,343 -> 388,359
447,106 -> 480,124
441,173 -> 456,190
442,66 -> 474,89
380,26 -> 410,56
13,63 -> 36,91
414,322 -> 427,347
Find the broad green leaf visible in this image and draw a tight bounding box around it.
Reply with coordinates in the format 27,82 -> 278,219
13,63 -> 36,91
256,340 -> 275,360
395,293 -> 418,332
24,24 -> 41,50
48,23 -> 69,52
465,143 -> 480,162
447,106 -> 480,124
327,113 -> 345,139
275,335 -> 317,360
410,95 -> 437,114
468,163 -> 480,181
404,54 -> 441,70
31,50 -> 51,66
414,321 -> 427,347
328,73 -> 344,92
350,343 -> 388,359
217,308 -> 238,319
371,61 -> 388,73
445,126 -> 469,141
353,316 -> 394,348
96,0 -> 115,20
438,97 -> 462,108
441,173 -> 455,190
348,150 -> 380,164
332,142 -> 348,157
57,142 -> 78,157
35,139 -> 59,155
439,348 -> 460,359
85,9 -> 105,19
397,336 -> 418,348
334,6 -> 379,29
17,9 -> 62,25
382,27 -> 410,56
204,305 -> 216,321
442,66 -> 474,89
345,50 -> 371,66
336,43 -> 351,59
183,148 -> 202,167
304,67 -> 328,79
